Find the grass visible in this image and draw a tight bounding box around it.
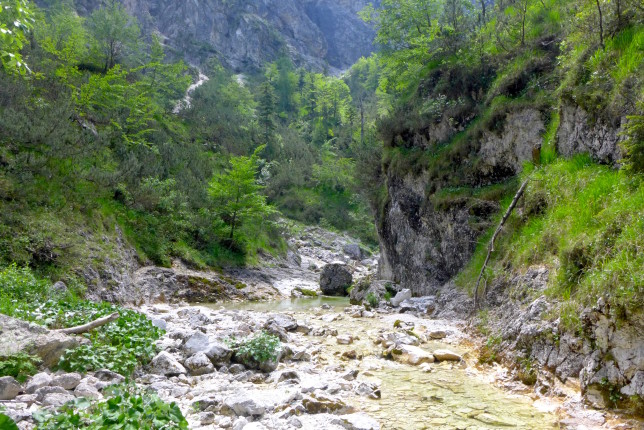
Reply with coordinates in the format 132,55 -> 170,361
458,155 -> 644,331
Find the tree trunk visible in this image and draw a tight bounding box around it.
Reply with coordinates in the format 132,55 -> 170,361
474,177 -> 531,309
596,0 -> 605,49
57,313 -> 119,335
360,97 -> 365,146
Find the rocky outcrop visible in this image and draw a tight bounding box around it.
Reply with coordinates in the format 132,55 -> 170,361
479,267 -> 643,411
376,108 -> 545,294
68,0 -> 378,72
0,314 -> 82,368
557,103 -> 624,164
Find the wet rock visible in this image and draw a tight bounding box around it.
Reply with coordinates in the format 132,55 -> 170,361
396,345 -> 435,366
0,314 -> 81,367
433,349 -> 462,362
205,341 -> 233,365
302,392 -> 353,414
320,264 -> 353,296
51,372 -> 82,390
183,331 -> 210,355
428,330 -> 447,339
0,376 -> 22,400
336,335 -> 354,345
333,413 -> 381,430
354,382 -> 381,399
185,352 -> 215,376
390,289 -> 412,307
150,351 -> 187,376
26,372 -> 52,394
341,350 -> 359,360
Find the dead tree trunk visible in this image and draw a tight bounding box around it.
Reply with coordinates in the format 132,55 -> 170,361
473,177 -> 531,309
56,312 -> 120,335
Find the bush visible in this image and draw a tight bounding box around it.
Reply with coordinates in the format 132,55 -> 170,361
227,331 -> 281,365
0,353 -> 41,383
366,292 -> 379,308
0,266 -> 163,376
33,384 -> 188,430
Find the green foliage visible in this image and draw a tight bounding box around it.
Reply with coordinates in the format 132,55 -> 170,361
86,0 -> 140,71
227,331 -> 281,365
0,353 -> 41,383
209,147 -> 277,248
460,156 -> 644,331
57,306 -> 162,375
0,265 -> 162,376
34,385 -> 188,430
366,292 -> 379,308
0,413 -> 19,430
0,0 -> 34,74
621,102 -> 644,173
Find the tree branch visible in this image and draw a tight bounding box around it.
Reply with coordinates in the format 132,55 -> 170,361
474,177 -> 531,309
56,313 -> 119,335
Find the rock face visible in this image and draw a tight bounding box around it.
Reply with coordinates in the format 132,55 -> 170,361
320,264 -> 353,296
70,0 -> 378,72
480,267 -> 644,410
557,103 -> 624,164
376,108 -> 545,294
0,314 -> 81,368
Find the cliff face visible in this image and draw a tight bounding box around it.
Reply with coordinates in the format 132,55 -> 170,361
377,108 -> 548,294
72,0 -> 377,72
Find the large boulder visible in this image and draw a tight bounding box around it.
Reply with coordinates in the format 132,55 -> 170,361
0,314 -> 81,368
390,289 -> 412,307
0,376 -> 21,400
320,264 -> 353,296
343,244 -> 364,261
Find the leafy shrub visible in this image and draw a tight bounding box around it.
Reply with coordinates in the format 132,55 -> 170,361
33,385 -> 188,430
0,414 -> 19,430
0,353 -> 41,383
227,331 -> 281,365
0,266 -> 163,376
366,292 -> 379,308
57,307 -> 163,375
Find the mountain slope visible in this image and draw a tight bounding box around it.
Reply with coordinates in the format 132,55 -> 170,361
69,0 -> 377,72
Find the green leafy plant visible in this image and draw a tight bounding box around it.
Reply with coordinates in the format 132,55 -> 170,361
33,385 -> 188,430
0,413 -> 19,430
366,292 -> 379,308
0,353 -> 41,383
227,331 -> 281,365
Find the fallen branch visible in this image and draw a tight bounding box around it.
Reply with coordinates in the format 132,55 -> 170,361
474,177 -> 531,309
56,312 -> 120,335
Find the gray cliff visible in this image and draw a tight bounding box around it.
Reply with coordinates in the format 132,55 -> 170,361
72,0 -> 377,72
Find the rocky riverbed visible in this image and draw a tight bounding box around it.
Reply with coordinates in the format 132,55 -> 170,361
1,226 -> 641,429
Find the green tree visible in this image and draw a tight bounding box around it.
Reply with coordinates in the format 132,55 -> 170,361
0,0 -> 35,74
258,81 -> 277,155
87,0 -> 140,72
208,147 -> 275,243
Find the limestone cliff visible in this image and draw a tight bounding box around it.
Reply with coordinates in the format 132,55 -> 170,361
71,0 -> 377,72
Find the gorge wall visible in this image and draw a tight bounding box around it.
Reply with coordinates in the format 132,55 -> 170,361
71,0 -> 378,72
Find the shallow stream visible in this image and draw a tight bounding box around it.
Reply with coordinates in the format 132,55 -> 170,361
207,297 -> 560,430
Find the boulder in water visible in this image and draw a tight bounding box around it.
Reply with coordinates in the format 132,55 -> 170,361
320,263 -> 353,296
